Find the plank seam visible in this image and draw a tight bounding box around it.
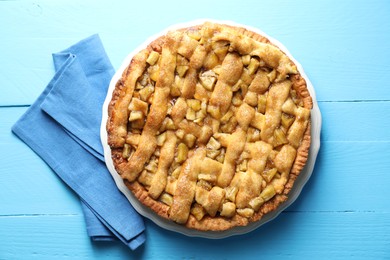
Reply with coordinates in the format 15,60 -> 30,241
323,140 -> 390,143
318,100 -> 390,103
283,210 -> 384,213
0,213 -> 80,217
1,211 -> 387,218
0,100 -> 388,108
0,105 -> 30,108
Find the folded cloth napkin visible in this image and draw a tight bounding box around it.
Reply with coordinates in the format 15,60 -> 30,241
12,35 -> 145,250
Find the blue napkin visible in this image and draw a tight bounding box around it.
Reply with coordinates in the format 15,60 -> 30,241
12,35 -> 145,250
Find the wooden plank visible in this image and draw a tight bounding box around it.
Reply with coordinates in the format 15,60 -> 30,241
0,214 -> 136,259
288,141 -> 390,212
1,0 -> 390,105
2,137 -> 389,215
0,212 -> 389,259
2,102 -> 390,147
2,107 -> 390,215
319,101 -> 390,142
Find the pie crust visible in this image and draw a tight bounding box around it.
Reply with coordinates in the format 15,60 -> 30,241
106,22 -> 312,231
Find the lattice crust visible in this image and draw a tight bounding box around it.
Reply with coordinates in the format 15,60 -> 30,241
107,22 -> 313,231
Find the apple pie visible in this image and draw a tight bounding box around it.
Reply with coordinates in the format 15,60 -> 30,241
106,22 -> 312,231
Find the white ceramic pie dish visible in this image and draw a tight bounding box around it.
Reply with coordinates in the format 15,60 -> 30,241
100,19 -> 321,239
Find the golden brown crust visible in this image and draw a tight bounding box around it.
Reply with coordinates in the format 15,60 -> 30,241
107,22 -> 312,231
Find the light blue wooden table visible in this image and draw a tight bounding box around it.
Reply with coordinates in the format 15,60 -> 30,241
1,0 -> 389,259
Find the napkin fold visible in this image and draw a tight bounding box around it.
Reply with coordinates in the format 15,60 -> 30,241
12,35 -> 145,250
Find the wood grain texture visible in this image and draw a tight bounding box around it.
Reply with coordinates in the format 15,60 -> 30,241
1,213 -> 389,259
1,0 -> 390,259
2,106 -> 389,215
1,0 -> 390,105
319,101 -> 390,142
